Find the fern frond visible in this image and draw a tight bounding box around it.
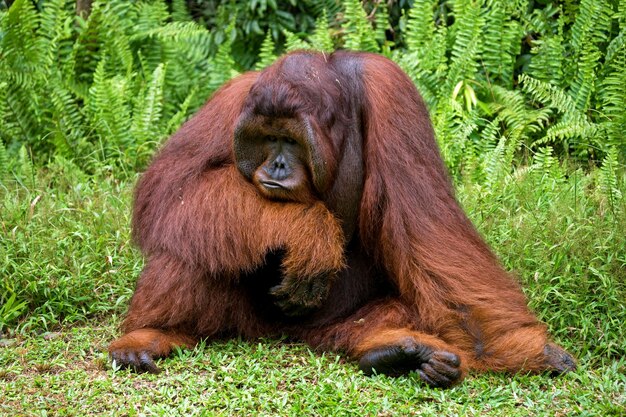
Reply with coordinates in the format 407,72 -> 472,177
436,98 -> 477,173
570,44 -> 601,111
443,1 -> 484,98
597,31 -> 626,150
38,0 -> 73,73
87,58 -> 109,117
131,63 -> 166,161
303,0 -> 342,18
131,1 -> 176,74
16,145 -> 34,182
519,74 -> 579,117
309,10 -> 334,52
565,0 -> 612,110
1,0 -> 43,87
482,0 -> 523,87
599,146 -> 623,210
537,119 -> 600,154
87,58 -> 133,155
255,31 -> 277,70
532,146 -> 559,177
489,85 -> 551,136
170,0 -> 192,22
373,1 -> 389,45
0,1 -> 53,150
404,0 -> 436,51
69,1 -> 135,89
484,135 -> 508,188
48,71 -> 85,158
133,0 -> 170,33
431,100 -> 455,167
481,117 -> 503,152
619,0 -> 626,28
396,20 -> 448,109
570,0 -> 612,52
4,83 -> 41,146
342,0 -> 378,52
0,81 -> 6,143
449,1 -> 484,63
0,138 -> 8,182
520,73 -> 602,156
105,20 -> 134,76
131,21 -> 210,61
283,30 -> 310,52
207,20 -> 238,92
166,86 -> 198,135
528,15 -> 565,85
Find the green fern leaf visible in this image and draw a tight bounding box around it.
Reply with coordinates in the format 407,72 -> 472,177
519,74 -> 579,117
166,86 -> 198,135
207,20 -> 238,92
482,0 -> 522,87
404,0 -> 436,51
484,135 -> 508,188
131,63 -> 166,160
170,0 -> 192,22
283,30 -> 310,52
566,0 -> 612,110
443,1 -> 484,99
49,71 -> 85,158
598,31 -> 626,150
599,147 -> 623,210
536,120 -> 600,158
0,138 -> 8,182
343,0 -> 379,52
255,31 -> 277,70
16,145 -> 34,182
570,0 -> 612,52
570,44 -> 602,111
2,0 -> 42,87
533,146 -> 558,177
309,10 -> 334,53
373,1 -> 389,45
528,15 -> 565,85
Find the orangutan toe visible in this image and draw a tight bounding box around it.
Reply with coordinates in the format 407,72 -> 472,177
544,343 -> 576,375
358,338 -> 463,388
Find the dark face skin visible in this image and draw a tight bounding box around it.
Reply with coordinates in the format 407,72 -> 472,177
251,135 -> 313,203
234,112 -> 362,242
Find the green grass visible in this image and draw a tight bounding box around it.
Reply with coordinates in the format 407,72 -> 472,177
458,166 -> 626,363
1,324 -> 625,416
1,162 -> 625,415
1,158 -> 139,333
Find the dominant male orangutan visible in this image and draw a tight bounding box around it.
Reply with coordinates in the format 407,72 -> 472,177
109,51 -> 575,388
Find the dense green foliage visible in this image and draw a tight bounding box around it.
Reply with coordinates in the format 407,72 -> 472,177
0,0 -> 230,173
182,0 -> 342,69
1,0 -> 625,175
0,0 -> 624,393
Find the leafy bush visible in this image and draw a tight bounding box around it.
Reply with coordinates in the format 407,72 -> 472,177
0,0 -> 229,173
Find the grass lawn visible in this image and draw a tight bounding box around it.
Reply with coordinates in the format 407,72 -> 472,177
1,163 -> 625,416
1,322 -> 624,416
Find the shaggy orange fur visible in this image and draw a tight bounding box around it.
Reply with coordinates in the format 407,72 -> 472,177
109,51 -> 575,387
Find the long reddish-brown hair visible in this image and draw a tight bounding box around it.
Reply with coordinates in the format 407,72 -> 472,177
109,50 -> 575,385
